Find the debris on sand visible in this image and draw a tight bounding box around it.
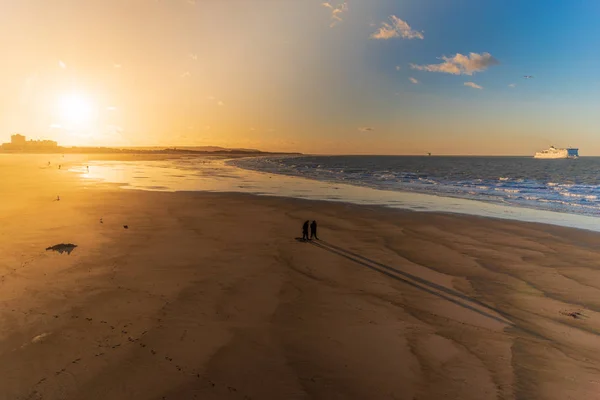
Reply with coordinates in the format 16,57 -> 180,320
123,225 -> 128,229
45,243 -> 78,255
560,310 -> 584,319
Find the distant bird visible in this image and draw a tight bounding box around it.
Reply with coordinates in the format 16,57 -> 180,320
523,75 -> 534,79
123,225 -> 128,229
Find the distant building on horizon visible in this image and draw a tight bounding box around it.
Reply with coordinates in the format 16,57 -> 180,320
1,133 -> 58,151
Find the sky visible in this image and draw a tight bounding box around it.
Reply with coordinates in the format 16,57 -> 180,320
1,0 -> 600,155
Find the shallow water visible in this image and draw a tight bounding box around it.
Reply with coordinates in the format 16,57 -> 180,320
70,157 -> 600,232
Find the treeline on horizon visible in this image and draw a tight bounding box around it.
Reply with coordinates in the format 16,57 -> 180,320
0,146 -> 301,155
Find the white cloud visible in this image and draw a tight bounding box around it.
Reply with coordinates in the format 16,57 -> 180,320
508,83 -> 516,88
181,71 -> 190,78
322,2 -> 348,27
409,77 -> 419,84
217,101 -> 224,106
410,52 -> 498,75
58,60 -> 66,69
464,82 -> 483,89
189,53 -> 197,61
371,16 -> 424,40
395,66 -> 401,71
358,127 -> 374,132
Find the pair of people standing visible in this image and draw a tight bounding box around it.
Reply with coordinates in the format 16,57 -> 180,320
302,220 -> 318,241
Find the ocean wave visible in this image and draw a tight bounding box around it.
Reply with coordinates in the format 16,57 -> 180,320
229,156 -> 600,217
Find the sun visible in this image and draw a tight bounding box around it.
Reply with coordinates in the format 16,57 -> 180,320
58,92 -> 97,127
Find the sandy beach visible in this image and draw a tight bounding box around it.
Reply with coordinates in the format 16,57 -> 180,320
2,155 -> 600,400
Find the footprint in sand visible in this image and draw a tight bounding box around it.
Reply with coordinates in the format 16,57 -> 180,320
151,350 -> 156,355
71,358 -> 81,364
165,356 -> 173,362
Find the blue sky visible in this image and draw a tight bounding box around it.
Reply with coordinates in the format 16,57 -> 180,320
1,0 -> 599,154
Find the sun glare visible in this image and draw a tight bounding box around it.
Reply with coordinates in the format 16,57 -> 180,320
58,93 -> 97,127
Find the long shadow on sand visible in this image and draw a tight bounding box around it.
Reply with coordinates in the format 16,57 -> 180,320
307,239 -> 513,327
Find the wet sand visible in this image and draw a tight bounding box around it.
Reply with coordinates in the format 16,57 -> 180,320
2,155 -> 600,399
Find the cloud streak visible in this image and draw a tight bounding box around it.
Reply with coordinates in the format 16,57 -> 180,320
410,52 -> 498,75
358,127 -> 374,132
371,16 -> 424,40
322,2 -> 348,27
464,82 -> 483,89
409,77 -> 419,84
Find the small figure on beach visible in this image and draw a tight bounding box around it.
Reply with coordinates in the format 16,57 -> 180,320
58,164 -> 61,170
48,161 -> 50,167
302,220 -> 310,241
56,195 -> 60,201
310,220 -> 319,240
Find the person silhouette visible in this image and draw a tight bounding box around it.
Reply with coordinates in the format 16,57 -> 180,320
310,220 -> 318,240
302,220 -> 310,241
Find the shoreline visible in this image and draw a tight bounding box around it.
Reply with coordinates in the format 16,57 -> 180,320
64,154 -> 600,233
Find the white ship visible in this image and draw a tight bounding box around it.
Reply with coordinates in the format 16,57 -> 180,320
534,146 -> 579,159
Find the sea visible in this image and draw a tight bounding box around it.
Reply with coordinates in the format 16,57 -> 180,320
71,155 -> 600,232
233,155 -> 600,217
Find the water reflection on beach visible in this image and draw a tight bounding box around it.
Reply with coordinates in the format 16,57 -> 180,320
71,157 -> 600,232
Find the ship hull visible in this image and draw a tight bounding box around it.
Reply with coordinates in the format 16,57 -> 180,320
534,148 -> 579,159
